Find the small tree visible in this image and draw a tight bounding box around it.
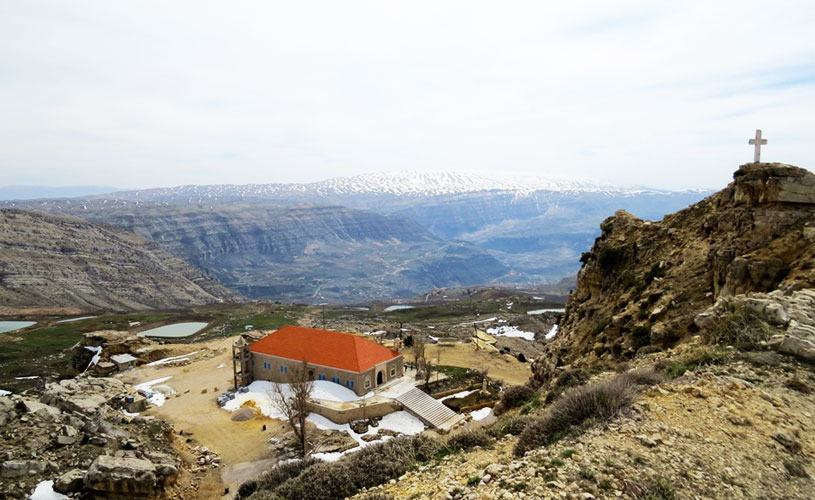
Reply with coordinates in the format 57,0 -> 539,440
271,359 -> 314,458
412,335 -> 433,388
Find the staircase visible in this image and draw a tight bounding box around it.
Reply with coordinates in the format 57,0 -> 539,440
396,388 -> 464,431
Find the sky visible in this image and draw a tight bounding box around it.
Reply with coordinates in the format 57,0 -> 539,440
0,1 -> 813,191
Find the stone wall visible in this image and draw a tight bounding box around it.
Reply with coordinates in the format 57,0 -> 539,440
306,400 -> 402,424
249,352 -> 404,396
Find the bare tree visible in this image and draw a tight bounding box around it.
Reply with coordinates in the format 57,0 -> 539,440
271,359 -> 314,458
412,335 -> 434,389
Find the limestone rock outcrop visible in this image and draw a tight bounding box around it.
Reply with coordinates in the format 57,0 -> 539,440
534,163 -> 815,381
696,289 -> 815,361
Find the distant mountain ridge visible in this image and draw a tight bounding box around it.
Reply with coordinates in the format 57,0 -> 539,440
0,185 -> 121,201
0,172 -> 711,303
0,209 -> 240,311
0,203 -> 507,303
86,171 -> 699,203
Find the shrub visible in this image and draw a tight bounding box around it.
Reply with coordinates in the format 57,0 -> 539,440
783,458 -> 810,478
486,415 -> 531,437
702,302 -> 774,349
272,435 -> 441,500
643,263 -> 665,285
636,476 -> 677,500
784,378 -> 813,394
357,494 -> 393,500
657,348 -> 728,378
467,476 -> 481,486
546,368 -> 590,404
517,352 -> 527,363
598,246 -> 624,272
515,376 -> 637,456
403,335 -> 414,348
239,457 -> 322,499
446,430 -> 492,452
618,367 -> 666,387
554,369 -> 589,390
631,325 -> 651,349
500,384 -> 535,409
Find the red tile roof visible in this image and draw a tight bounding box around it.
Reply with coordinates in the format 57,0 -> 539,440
249,325 -> 402,373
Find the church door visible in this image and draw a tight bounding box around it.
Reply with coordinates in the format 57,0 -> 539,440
377,371 -> 383,385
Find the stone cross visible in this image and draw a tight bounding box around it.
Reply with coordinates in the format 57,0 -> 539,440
749,129 -> 767,162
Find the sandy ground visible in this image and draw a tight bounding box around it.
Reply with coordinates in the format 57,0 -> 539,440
407,342 -> 533,386
118,337 -> 284,498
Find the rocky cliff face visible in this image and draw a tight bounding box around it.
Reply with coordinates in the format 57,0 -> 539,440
1,204 -> 507,303
534,163 -> 815,377
0,209 -> 240,311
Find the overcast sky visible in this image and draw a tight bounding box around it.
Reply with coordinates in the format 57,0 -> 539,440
0,1 -> 813,190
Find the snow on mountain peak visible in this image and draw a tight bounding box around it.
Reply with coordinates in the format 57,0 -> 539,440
310,171 -> 617,196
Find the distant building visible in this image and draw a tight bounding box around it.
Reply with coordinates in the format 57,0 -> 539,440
110,353 -> 137,371
235,325 -> 403,396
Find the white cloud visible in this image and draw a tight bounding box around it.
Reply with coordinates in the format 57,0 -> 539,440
0,1 -> 813,190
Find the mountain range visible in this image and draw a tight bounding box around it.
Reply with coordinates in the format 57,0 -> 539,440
0,172 -> 710,305
0,209 -> 239,311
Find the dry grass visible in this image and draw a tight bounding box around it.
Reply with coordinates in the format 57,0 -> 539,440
515,368 -> 664,457
702,303 -> 774,348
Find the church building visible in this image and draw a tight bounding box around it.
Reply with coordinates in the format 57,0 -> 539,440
234,325 -> 404,396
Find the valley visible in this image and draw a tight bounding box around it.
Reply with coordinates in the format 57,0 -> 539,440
1,171 -> 709,303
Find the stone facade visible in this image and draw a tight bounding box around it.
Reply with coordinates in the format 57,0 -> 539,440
243,351 -> 403,396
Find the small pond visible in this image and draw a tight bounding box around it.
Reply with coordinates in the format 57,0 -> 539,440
0,321 -> 37,333
138,322 -> 209,339
384,305 -> 415,312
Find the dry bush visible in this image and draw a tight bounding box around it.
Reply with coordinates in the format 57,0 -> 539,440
515,376 -> 637,456
486,415 -> 531,438
618,367 -> 667,387
656,347 -> 728,378
500,384 -> 535,409
446,430 -> 492,452
702,303 -> 774,348
356,494 -> 393,500
239,457 -> 323,499
554,368 -> 589,390
273,435 -> 441,500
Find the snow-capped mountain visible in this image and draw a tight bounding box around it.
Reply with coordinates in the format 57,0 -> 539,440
95,171 -> 672,205
0,171 -> 713,303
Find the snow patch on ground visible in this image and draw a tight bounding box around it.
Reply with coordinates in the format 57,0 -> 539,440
0,389 -> 11,397
526,308 -> 566,315
309,411 -> 425,462
14,376 -> 39,380
146,351 -> 200,367
384,305 -> 414,312
545,325 -> 558,340
83,346 -> 102,372
458,317 -> 497,326
133,376 -> 174,407
29,480 -> 67,500
217,363 -> 226,369
363,330 -> 385,336
470,407 -> 492,421
222,380 -> 369,419
486,326 -> 536,341
440,389 -> 476,402
56,316 -> 97,323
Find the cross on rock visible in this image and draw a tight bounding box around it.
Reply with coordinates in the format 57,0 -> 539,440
749,129 -> 767,162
